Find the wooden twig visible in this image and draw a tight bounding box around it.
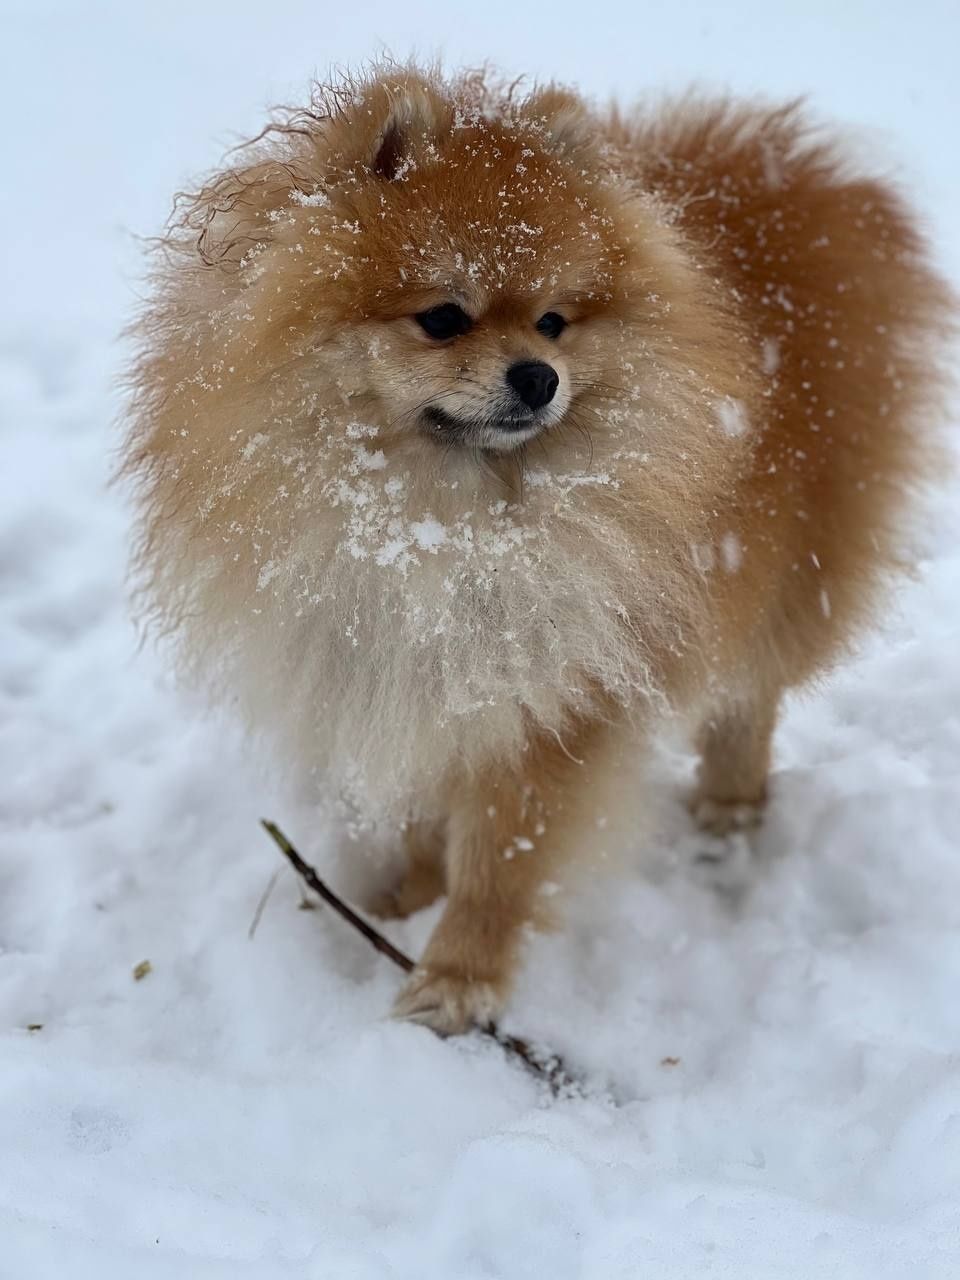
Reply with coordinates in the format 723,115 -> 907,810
260,819 -> 577,1093
262,821 -> 416,972
248,867 -> 281,940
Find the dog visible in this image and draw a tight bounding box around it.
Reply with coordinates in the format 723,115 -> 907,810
122,65 -> 953,1034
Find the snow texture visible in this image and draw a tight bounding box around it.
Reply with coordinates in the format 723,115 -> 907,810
2,2 -> 959,1276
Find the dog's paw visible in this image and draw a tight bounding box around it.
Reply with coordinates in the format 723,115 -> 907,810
690,795 -> 765,837
685,795 -> 765,896
363,863 -> 444,921
364,887 -> 411,921
392,968 -> 503,1036
690,829 -> 754,895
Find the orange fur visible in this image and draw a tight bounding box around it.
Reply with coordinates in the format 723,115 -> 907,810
122,66 -> 954,1033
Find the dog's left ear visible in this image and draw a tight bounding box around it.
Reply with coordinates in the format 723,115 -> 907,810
369,81 -> 438,180
527,86 -> 594,158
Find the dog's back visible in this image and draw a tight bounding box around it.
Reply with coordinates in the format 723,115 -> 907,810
621,101 -> 953,677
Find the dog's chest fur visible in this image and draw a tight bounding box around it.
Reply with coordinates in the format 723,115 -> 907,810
182,429 -> 699,811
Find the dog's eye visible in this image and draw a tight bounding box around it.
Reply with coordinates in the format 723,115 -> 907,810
536,311 -> 567,339
415,303 -> 473,340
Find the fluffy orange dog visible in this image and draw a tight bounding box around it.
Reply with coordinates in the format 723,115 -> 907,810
124,66 -> 953,1034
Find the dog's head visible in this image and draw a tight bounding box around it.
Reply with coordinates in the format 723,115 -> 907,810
175,70 -> 739,460
316,75 -> 620,453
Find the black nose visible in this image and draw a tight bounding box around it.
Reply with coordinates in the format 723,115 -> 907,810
505,360 -> 559,411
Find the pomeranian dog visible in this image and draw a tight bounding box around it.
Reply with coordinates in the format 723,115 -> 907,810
123,65 -> 953,1034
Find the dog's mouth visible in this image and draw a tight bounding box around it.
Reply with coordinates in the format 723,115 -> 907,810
422,405 -> 548,451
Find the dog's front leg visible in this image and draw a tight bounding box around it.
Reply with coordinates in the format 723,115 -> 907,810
393,717 -> 606,1035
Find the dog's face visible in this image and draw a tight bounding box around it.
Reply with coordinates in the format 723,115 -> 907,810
308,81 -> 643,454
373,298 -> 574,454
218,77 -> 678,456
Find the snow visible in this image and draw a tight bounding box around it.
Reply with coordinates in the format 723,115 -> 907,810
409,518 -> 449,552
716,397 -> 750,439
762,336 -> 781,375
719,532 -> 743,574
2,1 -> 960,1276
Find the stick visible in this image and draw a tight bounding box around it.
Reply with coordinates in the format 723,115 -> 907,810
247,867 -> 281,940
262,821 -> 416,972
260,819 -> 576,1093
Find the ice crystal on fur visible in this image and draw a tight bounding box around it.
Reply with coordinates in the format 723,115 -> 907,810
716,397 -> 750,438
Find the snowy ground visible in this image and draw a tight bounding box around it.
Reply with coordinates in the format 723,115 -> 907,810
2,2 -> 959,1276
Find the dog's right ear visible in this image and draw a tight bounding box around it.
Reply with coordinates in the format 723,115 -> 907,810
367,81 -> 439,180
